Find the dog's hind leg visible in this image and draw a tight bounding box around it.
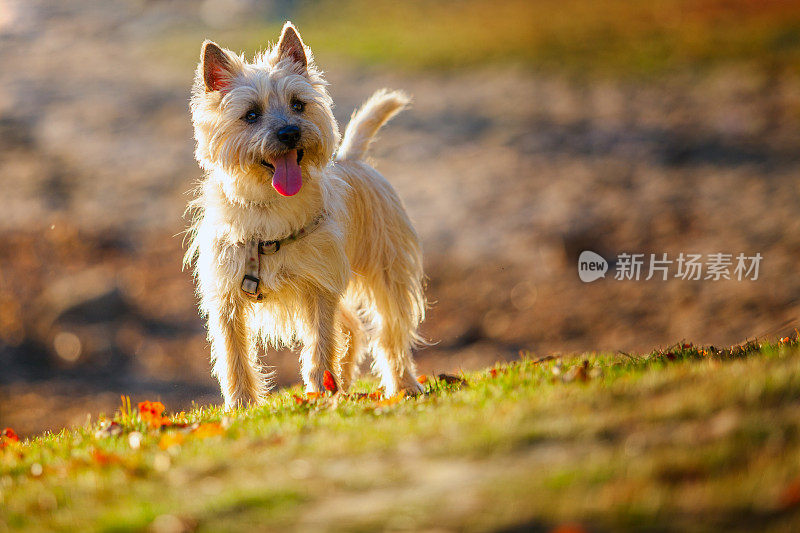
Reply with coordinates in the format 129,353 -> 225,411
369,280 -> 424,398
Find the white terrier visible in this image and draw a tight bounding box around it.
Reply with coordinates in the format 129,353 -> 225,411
185,22 -> 426,408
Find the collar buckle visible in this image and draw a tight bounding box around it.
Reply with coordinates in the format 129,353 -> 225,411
259,240 -> 280,255
241,274 -> 260,296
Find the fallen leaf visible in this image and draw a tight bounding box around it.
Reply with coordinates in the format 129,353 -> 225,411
376,393 -> 404,407
352,391 -> 384,401
306,392 -> 322,401
417,375 -> 428,384
158,432 -> 185,450
563,360 -> 590,383
437,373 -> 467,386
0,427 -> 20,448
192,423 -> 224,439
292,394 -> 308,405
489,368 -> 498,378
138,401 -> 171,429
323,370 -> 338,393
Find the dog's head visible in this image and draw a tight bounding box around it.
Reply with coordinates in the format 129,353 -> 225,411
190,22 -> 339,200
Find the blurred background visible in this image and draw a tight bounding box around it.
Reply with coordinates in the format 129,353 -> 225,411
1,0 -> 799,435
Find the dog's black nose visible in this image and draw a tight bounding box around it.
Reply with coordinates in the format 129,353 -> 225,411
276,125 -> 301,148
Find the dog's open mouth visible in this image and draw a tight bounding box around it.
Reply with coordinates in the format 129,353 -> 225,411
260,149 -> 304,170
261,149 -> 304,197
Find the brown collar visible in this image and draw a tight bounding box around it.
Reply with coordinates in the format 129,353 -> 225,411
241,212 -> 326,299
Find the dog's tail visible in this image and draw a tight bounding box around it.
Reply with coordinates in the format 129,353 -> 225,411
337,89 -> 410,162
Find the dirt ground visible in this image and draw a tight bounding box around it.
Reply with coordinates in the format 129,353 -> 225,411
1,0 -> 800,435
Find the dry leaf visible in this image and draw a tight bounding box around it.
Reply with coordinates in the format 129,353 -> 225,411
376,393 -> 404,407
437,373 -> 467,386
323,370 -> 338,393
0,427 -> 20,448
138,401 -> 171,429
192,422 -> 224,439
563,360 -> 590,383
292,394 -> 308,405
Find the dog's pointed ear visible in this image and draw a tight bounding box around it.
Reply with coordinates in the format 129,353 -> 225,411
276,22 -> 308,70
201,40 -> 238,93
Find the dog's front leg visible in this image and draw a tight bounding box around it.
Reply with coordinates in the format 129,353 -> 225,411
208,297 -> 263,408
300,289 -> 342,393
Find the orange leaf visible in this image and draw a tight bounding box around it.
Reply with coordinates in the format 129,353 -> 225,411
192,422 -> 224,439
417,375 -> 428,384
158,432 -> 185,450
351,391 -> 385,401
138,401 -> 171,429
0,427 -> 20,449
293,394 -> 308,405
323,370 -> 338,393
489,368 -> 498,378
376,393 -> 404,407
138,400 -> 165,416
306,392 -> 322,401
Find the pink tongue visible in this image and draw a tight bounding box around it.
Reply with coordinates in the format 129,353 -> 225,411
270,150 -> 302,196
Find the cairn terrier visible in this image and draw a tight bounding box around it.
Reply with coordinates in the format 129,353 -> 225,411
185,22 -> 426,408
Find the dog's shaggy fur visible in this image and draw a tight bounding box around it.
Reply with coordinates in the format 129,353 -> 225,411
185,22 -> 426,408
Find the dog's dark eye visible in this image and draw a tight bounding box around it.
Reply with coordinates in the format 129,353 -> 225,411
243,110 -> 260,123
290,99 -> 305,113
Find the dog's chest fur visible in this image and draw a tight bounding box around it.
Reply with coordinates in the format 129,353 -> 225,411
197,172 -> 349,297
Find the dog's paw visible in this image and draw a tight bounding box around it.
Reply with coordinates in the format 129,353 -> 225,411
223,389 -> 264,410
386,373 -> 424,398
400,380 -> 425,397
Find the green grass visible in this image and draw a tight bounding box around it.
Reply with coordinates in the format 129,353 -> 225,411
4,339 -> 800,531
151,0 -> 800,76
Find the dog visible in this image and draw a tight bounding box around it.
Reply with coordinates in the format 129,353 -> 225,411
185,22 -> 426,408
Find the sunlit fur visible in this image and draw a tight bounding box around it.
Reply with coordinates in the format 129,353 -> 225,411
185,22 -> 426,407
